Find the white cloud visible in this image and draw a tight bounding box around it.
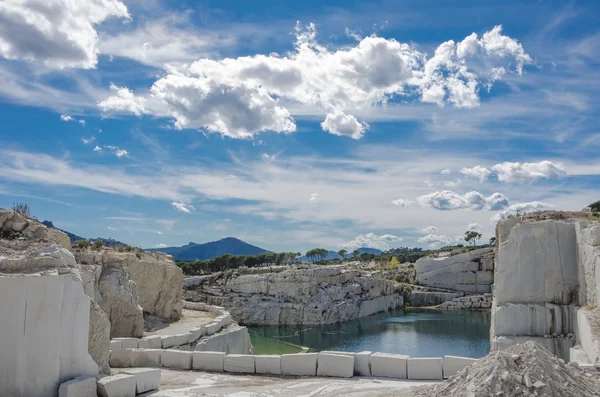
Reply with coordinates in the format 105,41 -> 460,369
418,233 -> 453,247
114,149 -> 128,158
155,243 -> 167,248
0,0 -> 130,69
98,23 -> 529,139
103,145 -> 128,158
491,201 -> 555,222
391,198 -> 415,208
444,179 -> 461,188
440,168 -> 452,175
491,161 -> 566,183
321,110 -> 368,139
467,222 -> 482,231
421,226 -> 437,234
171,202 -> 195,213
93,145 -> 102,152
460,165 -> 491,182
417,190 -> 509,211
261,153 -> 276,162
309,193 -> 319,202
341,232 -> 403,251
81,136 -> 95,145
78,119 -> 86,125
60,114 -> 74,122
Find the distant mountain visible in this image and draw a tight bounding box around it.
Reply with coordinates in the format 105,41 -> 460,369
301,247 -> 382,262
152,237 -> 270,261
41,220 -> 128,247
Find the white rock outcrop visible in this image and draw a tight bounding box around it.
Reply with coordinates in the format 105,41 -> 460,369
415,247 -> 494,293
185,265 -> 403,325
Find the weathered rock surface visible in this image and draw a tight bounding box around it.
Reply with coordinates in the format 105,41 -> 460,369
185,265 -> 403,325
440,293 -> 492,311
415,247 -> 494,293
89,300 -> 111,373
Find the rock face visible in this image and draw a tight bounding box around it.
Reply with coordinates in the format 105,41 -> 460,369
88,300 -> 111,373
185,265 -> 404,325
490,212 -> 600,361
415,247 -> 494,293
195,325 -> 253,354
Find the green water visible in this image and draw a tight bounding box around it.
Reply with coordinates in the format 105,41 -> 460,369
249,308 -> 491,358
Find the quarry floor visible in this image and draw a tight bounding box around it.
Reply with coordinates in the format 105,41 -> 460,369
146,309 -> 216,336
134,369 -> 438,396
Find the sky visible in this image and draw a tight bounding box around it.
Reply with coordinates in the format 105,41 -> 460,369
0,0 -> 598,253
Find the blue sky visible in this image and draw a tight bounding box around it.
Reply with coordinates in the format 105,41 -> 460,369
0,0 -> 598,252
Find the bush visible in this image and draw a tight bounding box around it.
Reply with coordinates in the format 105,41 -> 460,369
91,239 -> 103,251
74,240 -> 89,249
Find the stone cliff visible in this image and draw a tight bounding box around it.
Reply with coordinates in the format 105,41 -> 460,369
184,265 -> 404,325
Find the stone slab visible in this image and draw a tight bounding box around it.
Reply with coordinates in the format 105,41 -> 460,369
281,353 -> 318,376
161,350 -> 192,370
493,303 -> 575,337
97,374 -> 137,397
131,349 -> 161,367
193,351 -> 225,372
122,368 -> 161,394
407,357 -> 443,380
117,338 -> 139,349
224,354 -> 255,373
370,353 -> 408,379
443,355 -> 478,378
137,339 -> 150,349
58,376 -> 97,397
254,355 -> 281,375
110,340 -> 122,350
317,353 -> 354,378
109,349 -> 133,368
144,335 -> 163,349
205,322 -> 221,335
355,351 -> 372,376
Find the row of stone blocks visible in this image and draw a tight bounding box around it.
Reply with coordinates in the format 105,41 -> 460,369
110,303 -> 231,350
110,348 -> 478,380
58,369 -> 160,397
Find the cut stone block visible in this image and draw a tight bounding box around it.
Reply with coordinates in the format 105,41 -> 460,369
131,349 -> 161,367
137,339 -> 150,349
255,355 -> 281,375
58,376 -> 96,397
443,355 -> 478,378
97,374 -> 136,397
161,350 -> 192,370
144,335 -> 163,349
109,349 -> 132,368
370,353 -> 408,379
224,354 -> 255,373
317,353 -> 354,378
281,353 -> 318,376
122,368 -> 161,394
407,357 -> 443,380
110,340 -> 122,350
188,326 -> 206,342
205,322 -> 221,335
193,351 -> 225,372
161,334 -> 189,349
355,351 -> 372,376
117,338 -> 139,349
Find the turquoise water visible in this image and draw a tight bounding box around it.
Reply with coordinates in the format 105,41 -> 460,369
248,308 -> 491,358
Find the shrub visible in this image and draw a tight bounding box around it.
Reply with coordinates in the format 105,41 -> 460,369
74,240 -> 89,249
91,239 -> 103,251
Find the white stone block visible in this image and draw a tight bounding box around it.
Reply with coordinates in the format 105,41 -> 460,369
131,349 -> 161,367
110,340 -> 122,350
224,354 -> 255,373
144,335 -> 163,349
255,355 -> 281,375
493,303 -> 575,337
281,353 -> 318,376
161,334 -> 189,349
193,351 -> 225,372
443,355 -> 478,378
577,308 -> 600,364
355,351 -> 372,376
476,271 -> 493,285
206,322 -> 221,335
122,368 -> 161,394
407,357 -> 443,380
109,349 -> 133,368
97,374 -> 136,397
189,327 -> 206,342
117,338 -> 139,349
161,350 -> 192,370
370,353 -> 408,379
137,339 -> 150,349
58,376 -> 96,397
317,353 -> 354,378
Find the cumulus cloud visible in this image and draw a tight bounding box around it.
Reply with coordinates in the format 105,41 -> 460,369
460,165 -> 491,182
441,168 -> 452,175
60,114 -> 74,122
491,201 -> 555,221
78,119 -> 86,125
93,145 -> 102,152
98,23 -> 529,139
391,198 -> 415,208
421,226 -> 437,233
114,149 -> 128,158
0,0 -> 130,69
341,232 -> 403,250
171,201 -> 195,213
418,233 -> 453,247
81,136 -> 95,145
309,193 -> 319,202
491,161 -> 566,183
417,190 -> 509,211
467,222 -> 482,231
98,84 -> 147,116
103,145 -> 128,157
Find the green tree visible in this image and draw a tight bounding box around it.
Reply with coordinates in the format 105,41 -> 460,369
464,231 -> 482,247
337,249 -> 347,259
12,202 -> 30,217
489,236 -> 496,246
388,256 -> 399,270
91,239 -> 103,251
589,200 -> 600,213
352,249 -> 360,259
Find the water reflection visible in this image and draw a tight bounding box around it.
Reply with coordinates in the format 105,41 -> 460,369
248,308 -> 491,358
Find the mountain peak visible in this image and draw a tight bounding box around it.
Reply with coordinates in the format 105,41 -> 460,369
153,236 -> 270,261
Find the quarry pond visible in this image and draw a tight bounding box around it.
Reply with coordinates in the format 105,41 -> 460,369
249,308 -> 491,358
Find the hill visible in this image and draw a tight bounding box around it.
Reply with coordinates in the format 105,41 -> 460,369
152,237 -> 270,261
41,220 -> 127,247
